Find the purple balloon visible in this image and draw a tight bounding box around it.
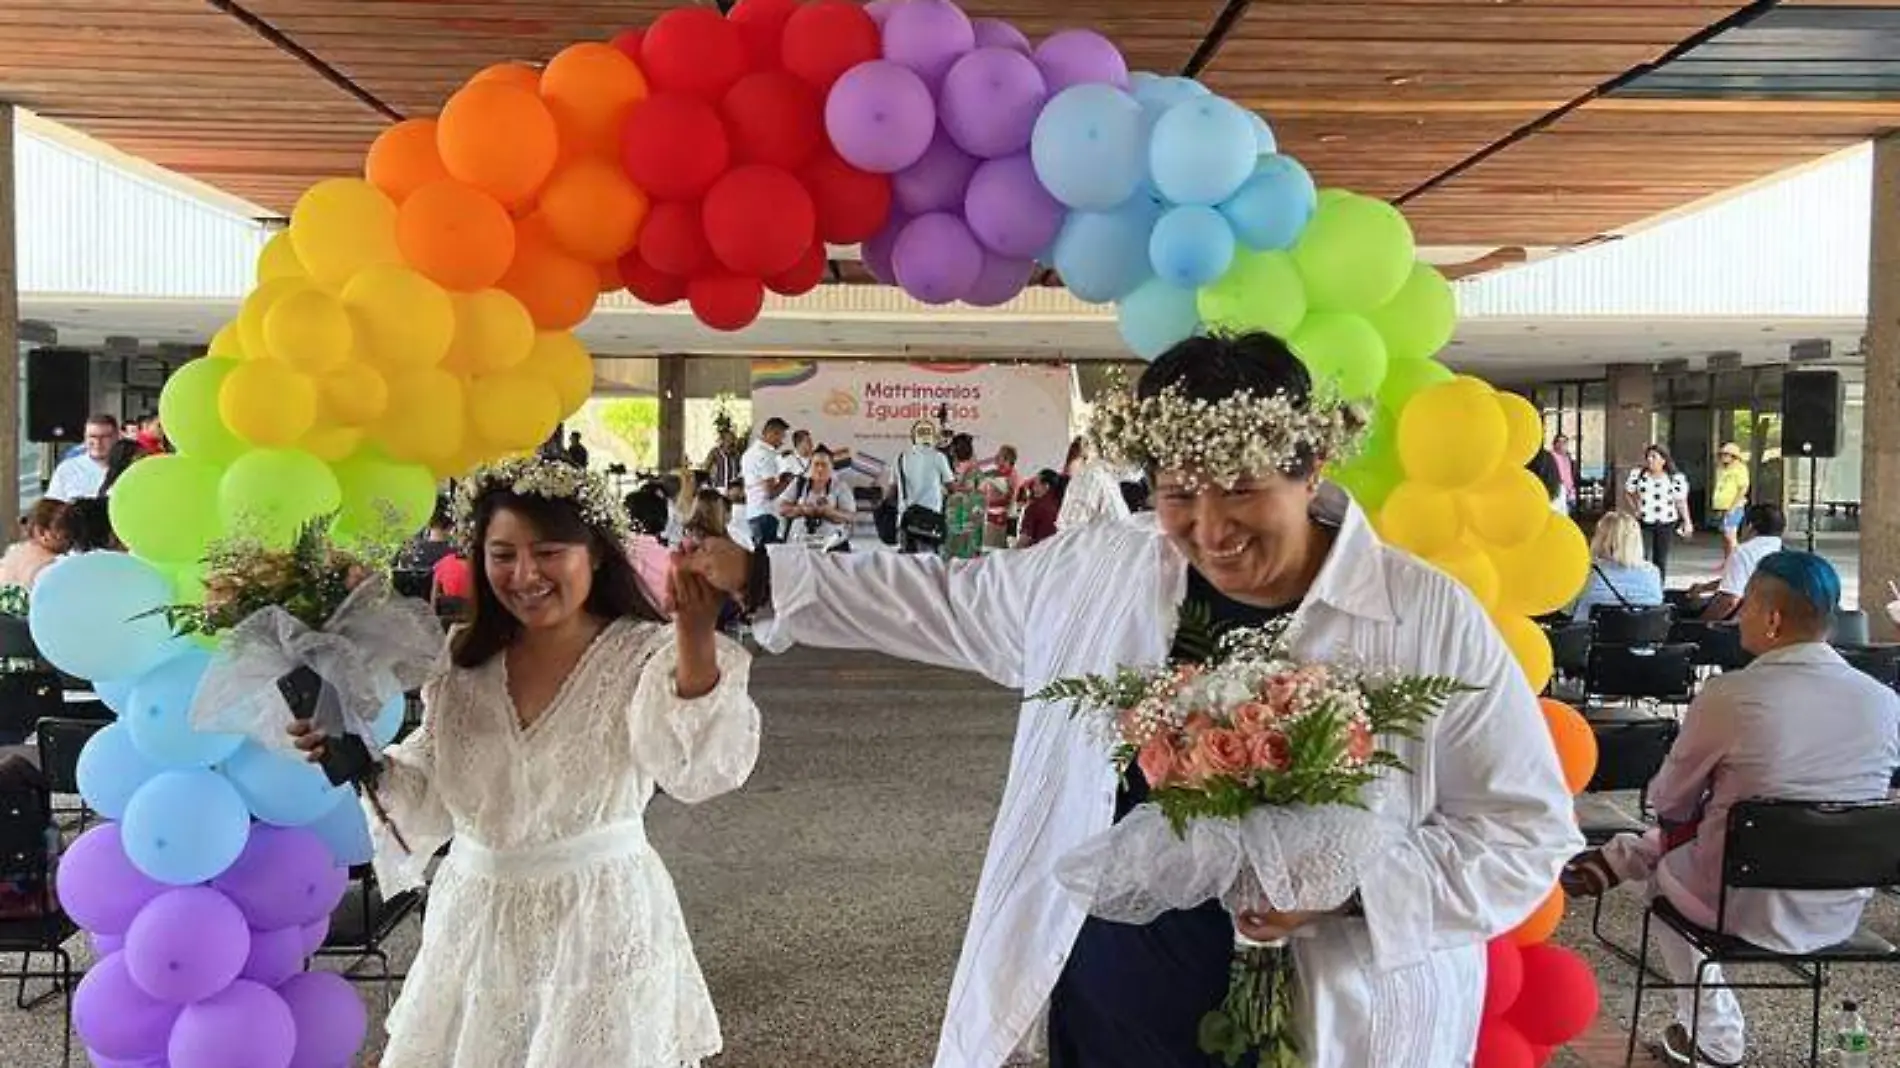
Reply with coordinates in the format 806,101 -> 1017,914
861,215 -> 906,284
58,823 -> 167,936
74,953 -> 181,1061
211,824 -> 346,931
965,154 -> 1067,260
825,61 -> 937,175
167,979 -> 296,1068
298,916 -> 330,958
124,887 -> 251,1004
1034,29 -> 1129,93
940,48 -> 1048,160
882,0 -> 975,85
866,0 -> 898,25
893,212 -> 985,304
963,253 -> 1035,307
92,932 -> 124,957
893,132 -> 978,216
279,971 -> 368,1068
241,924 -> 310,988
972,17 -> 1031,54
90,1056 -> 165,1068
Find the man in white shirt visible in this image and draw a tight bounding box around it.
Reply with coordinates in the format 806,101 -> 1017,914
781,430 -> 815,480
1685,503 -> 1785,621
892,420 -> 955,553
741,418 -> 792,548
45,414 -> 118,502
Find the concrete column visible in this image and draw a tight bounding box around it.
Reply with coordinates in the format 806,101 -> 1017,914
0,105 -> 19,535
1605,362 -> 1656,503
658,353 -> 686,472
1861,135 -> 1900,636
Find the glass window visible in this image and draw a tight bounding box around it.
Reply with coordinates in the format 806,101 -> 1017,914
1578,381 -> 1608,483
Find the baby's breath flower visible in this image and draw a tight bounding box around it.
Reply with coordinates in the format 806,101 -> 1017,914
453,458 -> 632,548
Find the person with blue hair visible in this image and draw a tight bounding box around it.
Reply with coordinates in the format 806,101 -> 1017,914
1561,550 -> 1900,1066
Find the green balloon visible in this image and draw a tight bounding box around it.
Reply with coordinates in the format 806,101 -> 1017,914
1378,358 -> 1455,412
1327,403 -> 1403,511
332,452 -> 439,547
1196,249 -> 1307,339
159,358 -> 246,464
1367,262 -> 1456,362
109,455 -> 225,564
1292,192 -> 1416,314
1290,312 -> 1388,400
219,448 -> 342,547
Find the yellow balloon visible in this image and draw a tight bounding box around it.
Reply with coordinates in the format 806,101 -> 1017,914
377,368 -> 465,464
1493,613 -> 1554,693
1378,481 -> 1463,558
1496,391 -> 1543,468
289,178 -> 402,289
342,264 -> 455,368
1491,514 -> 1590,617
208,321 -> 246,360
219,360 -> 318,447
529,331 -> 595,416
237,277 -> 307,365
468,373 -> 562,451
319,362 -> 391,426
1397,380 -> 1506,490
300,424 -> 364,463
263,286 -> 353,373
443,290 -> 536,374
257,230 -> 307,284
1427,542 -> 1501,612
1460,467 -> 1553,548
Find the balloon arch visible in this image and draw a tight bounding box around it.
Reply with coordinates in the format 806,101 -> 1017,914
29,2 -> 1598,1065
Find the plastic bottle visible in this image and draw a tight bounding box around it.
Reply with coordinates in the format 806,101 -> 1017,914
1835,998 -> 1872,1067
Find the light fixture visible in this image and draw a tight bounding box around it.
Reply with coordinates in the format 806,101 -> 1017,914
1385,75 -> 1414,86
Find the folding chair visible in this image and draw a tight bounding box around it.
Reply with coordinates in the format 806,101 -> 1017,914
1581,718 -> 1680,965
314,864 -> 422,1012
1831,609 -> 1872,648
1836,644 -> 1900,690
0,781 -> 76,1067
391,569 -> 433,600
1624,799 -> 1900,1068
0,672 -> 63,747
1588,643 -> 1698,709
34,718 -> 106,833
1544,619 -> 1592,697
1591,605 -> 1675,647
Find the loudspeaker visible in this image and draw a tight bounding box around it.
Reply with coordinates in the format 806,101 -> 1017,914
25,348 -> 91,444
1782,369 -> 1843,459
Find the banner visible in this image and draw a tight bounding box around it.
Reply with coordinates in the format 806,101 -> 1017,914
750,360 -> 1074,479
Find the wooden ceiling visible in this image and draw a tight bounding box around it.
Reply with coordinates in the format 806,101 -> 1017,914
3,0 -> 1898,254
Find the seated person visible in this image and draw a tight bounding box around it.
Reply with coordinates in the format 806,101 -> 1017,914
397,500 -> 456,572
624,481 -> 676,616
1561,551 -> 1900,1067
1681,503 -> 1785,621
1570,511 -> 1663,621
775,447 -> 856,552
1014,469 -> 1063,549
431,549 -> 472,613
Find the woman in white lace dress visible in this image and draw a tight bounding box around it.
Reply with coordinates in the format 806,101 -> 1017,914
291,458 -> 760,1068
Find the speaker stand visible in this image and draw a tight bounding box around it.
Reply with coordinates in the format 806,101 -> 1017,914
1805,453 -> 1819,554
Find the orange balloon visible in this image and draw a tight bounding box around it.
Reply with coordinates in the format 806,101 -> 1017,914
497,219 -> 599,330
1507,885 -> 1566,947
436,81 -> 559,208
540,42 -> 649,160
1540,698 -> 1598,795
365,118 -> 450,203
598,260 -> 625,294
538,160 -> 649,263
469,62 -> 542,93
396,179 -> 518,292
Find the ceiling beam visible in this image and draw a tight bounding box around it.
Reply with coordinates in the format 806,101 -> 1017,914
202,0 -> 404,122
1181,0 -> 1253,78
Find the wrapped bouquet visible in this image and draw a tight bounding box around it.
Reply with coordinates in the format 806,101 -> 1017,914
1037,622 -> 1470,1067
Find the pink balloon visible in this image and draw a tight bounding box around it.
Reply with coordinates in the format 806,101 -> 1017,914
280,971 -> 367,1068
57,823 -> 166,936
972,17 -> 1031,54
963,253 -> 1034,306
893,212 -> 984,304
964,153 -> 1066,260
824,60 -> 936,174
940,47 -> 1048,159
1034,29 -> 1129,93
894,132 -> 978,216
881,0 -> 975,85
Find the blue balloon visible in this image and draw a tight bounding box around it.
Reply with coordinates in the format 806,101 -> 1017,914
76,722 -> 166,821
1221,154 -> 1318,251
1117,279 -> 1202,360
94,678 -> 136,716
1149,204 -> 1236,288
371,692 -> 406,749
1149,96 -> 1258,207
303,793 -> 373,868
124,650 -> 245,770
121,770 -> 251,886
1131,74 -> 1209,130
1053,198 -> 1160,303
29,552 -> 180,683
220,742 -> 349,828
1249,111 -> 1277,156
1030,83 -> 1146,211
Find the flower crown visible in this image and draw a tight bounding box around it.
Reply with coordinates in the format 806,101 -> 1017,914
452,457 -> 633,548
1087,372 -> 1367,490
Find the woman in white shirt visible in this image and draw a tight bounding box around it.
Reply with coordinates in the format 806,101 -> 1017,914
776,447 -> 857,552
1622,444 -> 1693,582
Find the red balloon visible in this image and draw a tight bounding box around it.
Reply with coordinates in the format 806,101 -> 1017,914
1474,1021 -> 1535,1068
610,28 -> 645,61
639,201 -> 714,278
618,250 -> 688,306
782,0 -> 882,90
767,242 -> 827,296
622,94 -> 732,201
641,7 -> 749,100
1508,944 -> 1600,1046
703,165 -> 817,277
690,274 -> 765,332
728,0 -> 799,70
1530,1045 -> 1555,1067
722,70 -> 824,170
1482,939 -> 1524,1021
801,150 -> 893,244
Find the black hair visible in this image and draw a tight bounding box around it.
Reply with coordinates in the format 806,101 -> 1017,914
428,497 -> 453,531
624,482 -> 671,539
1064,437 -> 1087,468
1120,479 -> 1150,513
792,429 -> 812,447
1526,449 -> 1562,498
99,440 -> 144,495
1139,332 -> 1325,478
59,498 -> 116,553
1035,468 -> 1060,489
949,433 -> 975,464
812,445 -> 834,461
1642,443 -> 1679,476
450,490 -> 662,669
1745,502 -> 1786,538
762,417 -> 791,435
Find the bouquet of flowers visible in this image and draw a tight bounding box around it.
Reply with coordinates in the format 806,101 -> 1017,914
1037,622 -> 1470,1067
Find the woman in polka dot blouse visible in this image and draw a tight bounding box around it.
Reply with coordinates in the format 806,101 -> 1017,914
1622,443 -> 1694,580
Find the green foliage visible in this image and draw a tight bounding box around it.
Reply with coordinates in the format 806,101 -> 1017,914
145,512 -> 386,638
596,397 -> 660,468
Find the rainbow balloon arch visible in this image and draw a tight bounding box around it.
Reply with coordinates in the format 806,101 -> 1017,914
24,1 -> 1599,1066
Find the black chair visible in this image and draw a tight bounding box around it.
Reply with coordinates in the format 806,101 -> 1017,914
1670,619 -> 1755,674
391,569 -> 433,600
0,616 -> 39,662
0,672 -> 63,747
314,865 -> 422,1012
1544,620 -> 1592,693
35,718 -> 106,833
1836,644 -> 1900,689
1591,604 -> 1675,647
1588,643 -> 1698,706
1623,799 -> 1900,1068
1580,717 -> 1680,964
0,780 -> 76,1067
1832,610 -> 1872,648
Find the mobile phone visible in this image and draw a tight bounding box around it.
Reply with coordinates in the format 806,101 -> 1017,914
278,666 -> 377,788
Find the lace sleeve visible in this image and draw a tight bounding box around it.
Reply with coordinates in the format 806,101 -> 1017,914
365,671 -> 455,895
630,631 -> 760,804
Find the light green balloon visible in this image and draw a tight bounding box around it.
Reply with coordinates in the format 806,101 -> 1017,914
1291,192 -> 1416,314
1290,311 -> 1388,400
1327,403 -> 1403,511
1378,358 -> 1455,412
332,452 -> 439,547
1195,249 -> 1307,339
109,455 -> 225,565
219,448 -> 342,547
1367,261 -> 1456,362
159,357 -> 246,464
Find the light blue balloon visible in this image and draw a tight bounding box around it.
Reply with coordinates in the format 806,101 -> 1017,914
124,650 -> 245,769
304,793 -> 373,868
1117,279 -> 1202,360
1149,204 -> 1236,289
1030,83 -> 1146,211
1149,95 -> 1258,207
76,722 -> 166,821
1249,111 -> 1277,155
1221,154 -> 1318,251
121,769 -> 252,886
1132,74 -> 1210,130
29,552 -> 180,683
95,678 -> 136,716
371,692 -> 407,749
1053,198 -> 1160,303
221,741 -> 349,828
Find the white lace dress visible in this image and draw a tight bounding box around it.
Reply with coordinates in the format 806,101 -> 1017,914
364,618 -> 760,1068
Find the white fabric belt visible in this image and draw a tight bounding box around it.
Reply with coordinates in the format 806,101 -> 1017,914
452,819 -> 649,881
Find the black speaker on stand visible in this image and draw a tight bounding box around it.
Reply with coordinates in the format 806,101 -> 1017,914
25,348 -> 91,444
1782,369 -> 1843,553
